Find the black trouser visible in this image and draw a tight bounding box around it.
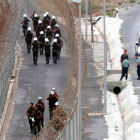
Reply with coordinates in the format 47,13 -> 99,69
58,47 -> 61,59
49,106 -> 54,120
33,121 -> 41,136
40,44 -> 44,55
34,25 -> 37,32
45,50 -> 50,63
26,40 -> 32,53
53,50 -> 58,64
120,67 -> 128,80
137,65 -> 140,79
33,52 -> 38,64
22,25 -> 28,36
28,118 -> 33,132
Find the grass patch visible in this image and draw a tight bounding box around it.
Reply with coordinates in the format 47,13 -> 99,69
118,1 -> 123,5
130,0 -> 135,3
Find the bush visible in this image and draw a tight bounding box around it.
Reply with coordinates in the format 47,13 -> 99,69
130,0 -> 135,3
118,1 -> 123,5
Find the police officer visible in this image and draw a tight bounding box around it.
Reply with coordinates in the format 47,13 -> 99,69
25,27 -> 34,53
52,102 -> 59,116
33,14 -> 40,31
46,91 -> 58,120
38,31 -> 45,55
55,34 -> 63,60
135,53 -> 140,80
45,12 -> 51,21
21,14 -> 30,36
31,37 -> 40,65
42,14 -> 50,29
45,25 -> 53,43
52,39 -> 60,64
54,24 -> 61,37
31,107 -> 42,136
51,16 -> 57,30
30,10 -> 36,20
44,38 -> 51,64
120,56 -> 129,81
36,20 -> 44,37
35,97 -> 45,128
26,103 -> 35,133
120,50 -> 129,68
52,87 -> 59,99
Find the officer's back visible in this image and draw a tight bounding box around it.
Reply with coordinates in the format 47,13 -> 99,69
122,59 -> 129,67
32,41 -> 39,52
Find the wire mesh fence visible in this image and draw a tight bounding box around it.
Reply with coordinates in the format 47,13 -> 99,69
27,0 -> 87,139
0,0 -> 26,118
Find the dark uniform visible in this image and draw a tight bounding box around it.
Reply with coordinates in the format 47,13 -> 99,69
26,107 -> 35,133
33,17 -> 40,31
51,19 -> 57,30
42,17 -> 50,29
47,95 -> 58,120
25,31 -> 34,53
35,102 -> 45,128
54,27 -> 61,37
57,38 -> 63,60
44,42 -> 51,64
38,35 -> 45,55
31,110 -> 42,136
45,29 -> 53,42
32,41 -> 40,65
52,42 -> 60,64
120,54 -> 129,63
136,56 -> 140,80
36,24 -> 44,37
21,18 -> 30,36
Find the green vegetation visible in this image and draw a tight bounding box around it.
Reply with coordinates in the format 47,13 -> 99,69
118,1 -> 123,5
106,0 -> 111,3
115,126 -> 119,131
106,7 -> 116,17
130,0 -> 135,3
138,1 -> 140,4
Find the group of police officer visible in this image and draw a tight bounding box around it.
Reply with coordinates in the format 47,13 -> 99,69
26,88 -> 60,136
21,11 -> 63,65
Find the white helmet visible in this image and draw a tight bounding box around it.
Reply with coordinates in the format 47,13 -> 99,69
34,14 -> 38,17
52,87 -> 55,90
38,97 -> 42,100
55,102 -> 59,106
40,31 -> 44,35
54,39 -> 57,43
55,24 -> 59,28
55,34 -> 59,38
45,38 -> 49,42
52,16 -> 55,19
28,27 -> 31,31
23,14 -> 26,17
34,37 -> 37,41
47,25 -> 51,29
38,20 -> 42,24
45,12 -> 49,15
43,14 -> 47,17
51,91 -> 55,95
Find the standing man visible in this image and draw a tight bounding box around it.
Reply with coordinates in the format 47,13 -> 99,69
120,50 -> 129,67
135,53 -> 140,80
31,107 -> 42,136
52,87 -> 59,99
38,31 -> 45,55
44,38 -> 51,64
33,14 -> 40,31
42,14 -> 50,29
52,39 -> 60,64
120,56 -> 129,81
25,27 -> 34,53
36,97 -> 45,128
31,37 -> 40,65
51,16 -> 57,30
46,91 -> 58,120
26,103 -> 35,133
45,25 -> 53,43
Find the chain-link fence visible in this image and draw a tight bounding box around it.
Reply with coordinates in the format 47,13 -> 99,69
27,0 -> 87,139
0,0 -> 26,118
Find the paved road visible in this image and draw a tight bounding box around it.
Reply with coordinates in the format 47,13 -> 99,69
119,4 -> 140,103
6,14 -> 68,140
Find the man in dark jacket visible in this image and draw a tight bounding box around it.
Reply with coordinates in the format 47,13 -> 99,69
38,31 -> 45,55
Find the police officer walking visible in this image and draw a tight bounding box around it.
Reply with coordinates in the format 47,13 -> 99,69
120,56 -> 129,81
36,20 -> 44,37
135,53 -> 140,80
52,39 -> 60,64
52,87 -> 59,99
31,37 -> 40,65
51,16 -> 57,30
54,24 -> 61,37
44,38 -> 51,64
31,107 -> 42,136
35,97 -> 45,128
55,34 -> 63,60
33,14 -> 40,31
45,25 -> 53,43
26,103 -> 35,133
38,31 -> 45,55
42,14 -> 50,29
21,14 -> 30,36
25,27 -> 34,53
45,12 -> 51,21
46,91 -> 58,120
52,102 -> 59,117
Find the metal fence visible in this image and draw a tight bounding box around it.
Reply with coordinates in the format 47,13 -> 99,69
27,0 -> 87,140
0,0 -> 26,118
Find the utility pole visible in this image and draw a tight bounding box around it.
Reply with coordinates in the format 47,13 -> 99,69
85,0 -> 88,42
